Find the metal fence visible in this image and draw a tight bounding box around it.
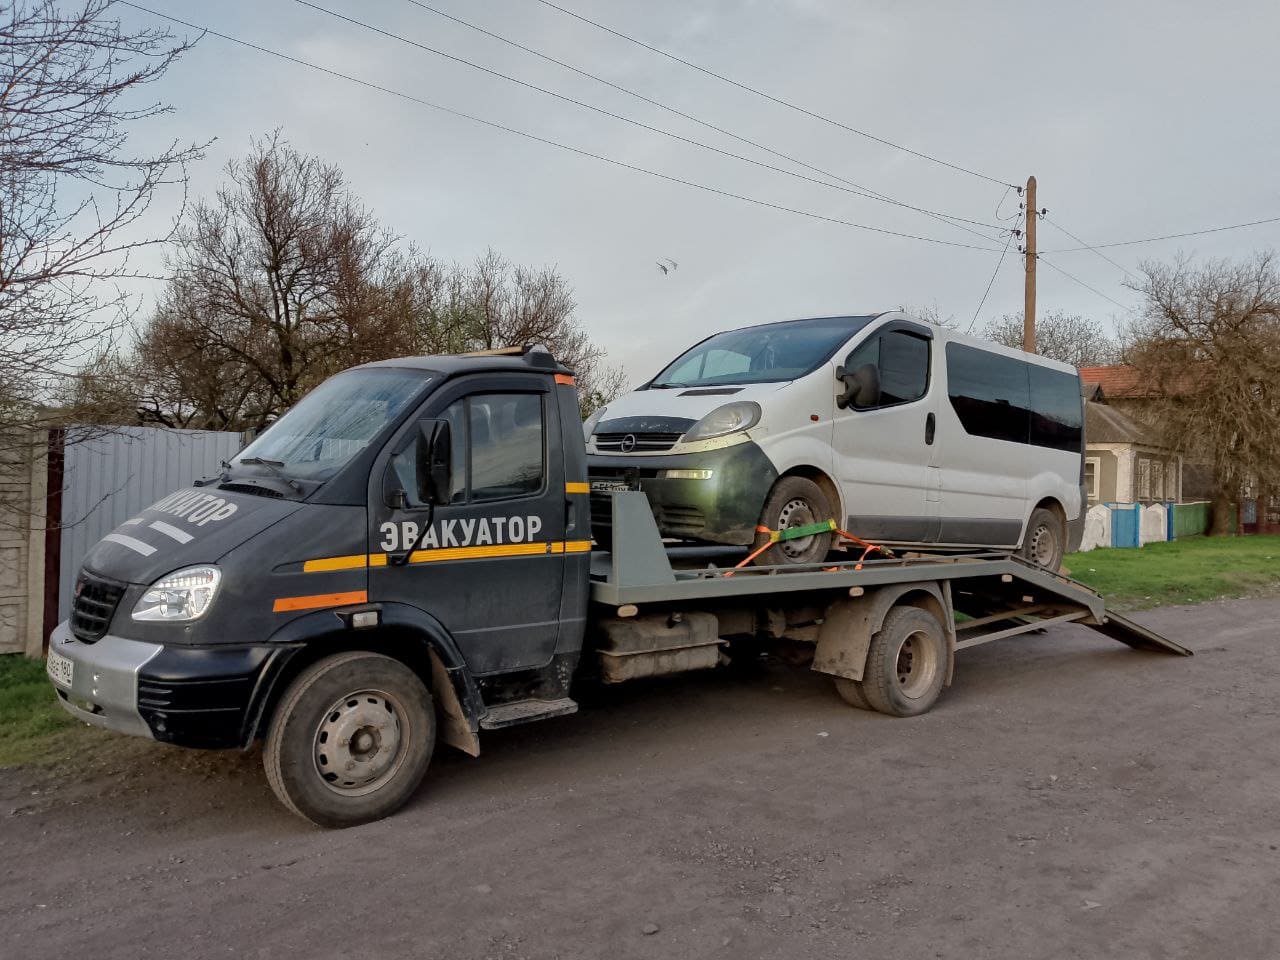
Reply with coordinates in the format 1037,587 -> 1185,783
57,425 -> 245,621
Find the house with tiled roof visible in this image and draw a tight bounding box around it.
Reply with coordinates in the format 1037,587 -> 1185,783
1080,365 -> 1211,502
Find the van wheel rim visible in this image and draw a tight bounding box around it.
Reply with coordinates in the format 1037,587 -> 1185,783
313,689 -> 407,796
1029,522 -> 1057,567
895,631 -> 939,699
776,497 -> 817,558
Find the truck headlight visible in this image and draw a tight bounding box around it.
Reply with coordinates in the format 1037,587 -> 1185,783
132,566 -> 221,622
683,401 -> 761,442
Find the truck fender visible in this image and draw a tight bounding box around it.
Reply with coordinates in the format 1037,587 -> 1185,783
248,603 -> 484,757
811,582 -> 956,686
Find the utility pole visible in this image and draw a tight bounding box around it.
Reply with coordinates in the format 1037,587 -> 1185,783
1023,175 -> 1037,353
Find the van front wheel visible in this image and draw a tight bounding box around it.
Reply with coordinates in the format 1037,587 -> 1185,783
752,476 -> 833,566
1020,507 -> 1065,572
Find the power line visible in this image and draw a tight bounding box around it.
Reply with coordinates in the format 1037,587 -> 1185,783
295,0 -> 1008,235
118,3 -> 1005,252
968,229 -> 1015,333
1038,256 -> 1130,311
400,0 -> 1004,243
531,0 -> 1018,189
1043,216 -> 1137,281
1043,215 -> 1280,252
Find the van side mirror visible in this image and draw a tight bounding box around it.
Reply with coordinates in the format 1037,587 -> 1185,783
836,360 -> 882,410
416,419 -> 453,503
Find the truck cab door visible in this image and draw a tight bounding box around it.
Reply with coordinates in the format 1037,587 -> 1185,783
368,374 -> 569,676
831,323 -> 940,543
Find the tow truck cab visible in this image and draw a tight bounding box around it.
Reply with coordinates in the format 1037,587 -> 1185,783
47,348 -> 592,784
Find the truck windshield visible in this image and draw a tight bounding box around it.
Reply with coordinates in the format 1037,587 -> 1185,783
651,315 -> 875,387
234,368 -> 431,481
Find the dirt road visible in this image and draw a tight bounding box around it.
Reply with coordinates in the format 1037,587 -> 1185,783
3,598 -> 1279,959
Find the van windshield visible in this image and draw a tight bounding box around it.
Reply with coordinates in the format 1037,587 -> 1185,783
234,368 -> 431,481
651,315 -> 875,387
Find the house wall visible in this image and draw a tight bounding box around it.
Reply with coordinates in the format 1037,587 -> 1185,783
1086,444 -> 1128,503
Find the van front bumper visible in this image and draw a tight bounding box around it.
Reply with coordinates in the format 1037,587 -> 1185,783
46,621 -> 287,749
587,441 -> 778,545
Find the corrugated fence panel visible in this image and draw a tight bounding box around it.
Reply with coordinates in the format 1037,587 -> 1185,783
58,426 -> 245,621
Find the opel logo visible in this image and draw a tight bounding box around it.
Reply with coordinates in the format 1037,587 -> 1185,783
620,434 -> 637,453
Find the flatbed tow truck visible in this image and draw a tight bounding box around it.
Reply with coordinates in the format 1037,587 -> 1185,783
46,347 -> 1191,827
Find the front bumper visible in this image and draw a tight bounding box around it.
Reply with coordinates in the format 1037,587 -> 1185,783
47,621 -> 285,748
587,441 -> 778,546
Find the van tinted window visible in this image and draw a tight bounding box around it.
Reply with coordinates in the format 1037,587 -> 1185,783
1028,365 -> 1084,452
945,343 -> 1083,451
945,343 -> 1031,444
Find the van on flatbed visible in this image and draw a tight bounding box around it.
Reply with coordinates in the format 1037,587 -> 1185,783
586,312 -> 1086,571
45,347 -> 1188,828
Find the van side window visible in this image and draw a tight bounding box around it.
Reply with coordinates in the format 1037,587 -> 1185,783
845,330 -> 930,409
945,343 -> 1031,443
395,393 -> 544,506
1028,365 -> 1084,452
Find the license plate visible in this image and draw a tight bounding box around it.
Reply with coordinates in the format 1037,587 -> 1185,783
590,480 -> 633,493
46,649 -> 74,688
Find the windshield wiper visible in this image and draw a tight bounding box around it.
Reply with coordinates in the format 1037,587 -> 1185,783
235,456 -> 302,494
649,382 -> 685,389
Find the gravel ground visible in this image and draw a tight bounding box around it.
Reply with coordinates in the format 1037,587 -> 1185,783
2,597 -> 1278,960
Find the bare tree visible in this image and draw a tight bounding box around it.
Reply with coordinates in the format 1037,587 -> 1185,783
1122,252 -> 1280,534
0,0 -> 201,429
120,138 -> 624,428
981,311 -> 1119,366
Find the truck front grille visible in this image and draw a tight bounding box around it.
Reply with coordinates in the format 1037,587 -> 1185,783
593,432 -> 683,453
71,570 -> 127,642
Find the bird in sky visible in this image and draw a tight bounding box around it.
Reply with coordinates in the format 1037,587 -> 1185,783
655,257 -> 678,275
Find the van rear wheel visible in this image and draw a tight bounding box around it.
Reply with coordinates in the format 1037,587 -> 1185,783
1020,507 -> 1065,572
264,652 -> 436,828
752,476 -> 834,566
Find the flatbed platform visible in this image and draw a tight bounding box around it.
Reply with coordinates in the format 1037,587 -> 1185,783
589,493 -> 1191,657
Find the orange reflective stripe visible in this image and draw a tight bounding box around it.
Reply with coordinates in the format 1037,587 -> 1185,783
565,482 -> 590,494
554,374 -> 575,385
302,554 -> 387,572
273,590 -> 368,613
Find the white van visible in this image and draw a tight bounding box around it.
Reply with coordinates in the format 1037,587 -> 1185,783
585,312 -> 1085,569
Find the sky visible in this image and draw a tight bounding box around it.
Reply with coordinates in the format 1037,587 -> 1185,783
113,0 -> 1280,385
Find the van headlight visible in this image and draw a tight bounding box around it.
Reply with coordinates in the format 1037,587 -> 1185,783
582,406 -> 606,440
683,401 -> 761,442
132,565 -> 221,622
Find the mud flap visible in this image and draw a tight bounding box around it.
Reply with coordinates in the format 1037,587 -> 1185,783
430,650 -> 481,756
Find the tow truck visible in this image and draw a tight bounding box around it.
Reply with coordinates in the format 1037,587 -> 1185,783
45,346 -> 1190,827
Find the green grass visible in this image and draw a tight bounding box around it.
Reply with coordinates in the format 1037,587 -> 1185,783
1065,534 -> 1280,609
0,653 -> 83,767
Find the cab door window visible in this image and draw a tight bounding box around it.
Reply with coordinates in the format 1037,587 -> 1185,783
844,330 -> 930,409
394,392 -> 545,507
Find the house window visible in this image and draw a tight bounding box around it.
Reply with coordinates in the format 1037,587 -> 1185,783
1137,458 -> 1152,501
1151,460 -> 1165,501
1084,457 -> 1100,501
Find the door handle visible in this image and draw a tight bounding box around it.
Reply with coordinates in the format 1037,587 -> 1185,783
925,412 -> 936,445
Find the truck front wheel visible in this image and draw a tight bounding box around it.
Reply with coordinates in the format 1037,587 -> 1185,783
264,652 -> 436,828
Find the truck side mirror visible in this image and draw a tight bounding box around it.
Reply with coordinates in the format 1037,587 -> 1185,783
416,419 -> 453,503
836,360 -> 882,410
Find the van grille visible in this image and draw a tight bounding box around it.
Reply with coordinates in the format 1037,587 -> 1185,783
593,432 -> 683,453
71,570 -> 127,642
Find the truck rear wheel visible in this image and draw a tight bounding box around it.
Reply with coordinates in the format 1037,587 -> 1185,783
834,677 -> 873,710
264,652 -> 436,828
752,476 -> 833,566
861,606 -> 946,717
